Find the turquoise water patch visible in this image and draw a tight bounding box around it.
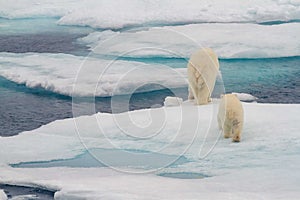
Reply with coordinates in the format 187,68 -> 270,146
0,17 -> 92,55
11,151 -> 103,168
158,172 -> 209,179
258,19 -> 300,25
120,56 -> 300,103
221,57 -> 300,103
0,17 -> 93,35
11,149 -> 189,170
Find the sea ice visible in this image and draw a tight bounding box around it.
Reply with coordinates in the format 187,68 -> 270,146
81,23 -> 300,59
0,0 -> 80,19
0,166 -> 299,200
0,190 -> 7,200
163,96 -> 183,107
0,53 -> 187,97
0,102 -> 299,168
232,93 -> 258,102
57,0 -> 300,29
0,102 -> 299,199
1,0 -> 300,29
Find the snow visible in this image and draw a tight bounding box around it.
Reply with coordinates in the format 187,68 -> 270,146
1,102 -> 298,170
0,53 -> 187,97
0,0 -> 80,19
0,190 -> 7,200
233,93 -> 258,102
11,195 -> 39,200
163,96 -> 183,107
0,17 -> 93,36
0,102 -> 299,199
58,0 -> 300,29
0,166 -> 299,200
1,0 -> 300,29
82,23 -> 300,59
0,100 -> 213,165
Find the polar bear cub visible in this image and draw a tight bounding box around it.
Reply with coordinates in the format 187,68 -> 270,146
187,48 -> 220,105
218,94 -> 244,142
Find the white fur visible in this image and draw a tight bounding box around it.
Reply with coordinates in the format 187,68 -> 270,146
218,94 -> 244,142
187,48 -> 219,105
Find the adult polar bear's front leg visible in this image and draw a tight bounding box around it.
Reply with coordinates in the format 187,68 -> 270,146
187,48 -> 219,105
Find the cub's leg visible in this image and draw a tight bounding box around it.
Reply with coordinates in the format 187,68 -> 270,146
223,122 -> 232,139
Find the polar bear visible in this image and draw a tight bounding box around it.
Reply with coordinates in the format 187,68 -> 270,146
187,48 -> 220,105
218,94 -> 244,142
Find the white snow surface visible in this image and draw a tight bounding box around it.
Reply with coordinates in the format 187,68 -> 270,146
1,0 -> 300,29
0,53 -> 187,97
0,190 -> 7,200
0,102 -> 299,199
11,195 -> 39,200
163,96 -> 183,107
232,93 -> 258,102
0,0 -> 80,19
0,166 -> 299,200
81,23 -> 300,59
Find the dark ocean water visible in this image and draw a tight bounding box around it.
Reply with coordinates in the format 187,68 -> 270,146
0,32 -> 90,55
0,17 -> 92,55
0,184 -> 55,200
0,76 -> 186,136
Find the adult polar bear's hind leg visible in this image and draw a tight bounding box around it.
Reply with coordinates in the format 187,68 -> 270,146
188,86 -> 194,100
187,48 -> 220,105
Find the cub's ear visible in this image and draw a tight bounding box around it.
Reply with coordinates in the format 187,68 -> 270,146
232,93 -> 238,97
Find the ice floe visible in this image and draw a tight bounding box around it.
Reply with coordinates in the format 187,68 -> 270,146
1,0 -> 300,29
81,23 -> 300,59
0,53 -> 187,97
0,102 -> 299,199
0,190 -> 7,200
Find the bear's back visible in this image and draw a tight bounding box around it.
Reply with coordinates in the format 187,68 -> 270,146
187,48 -> 219,88
223,94 -> 244,121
